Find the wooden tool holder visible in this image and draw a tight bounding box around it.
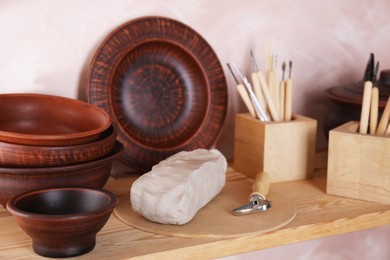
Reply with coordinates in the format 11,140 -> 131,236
234,113 -> 317,182
327,121 -> 390,204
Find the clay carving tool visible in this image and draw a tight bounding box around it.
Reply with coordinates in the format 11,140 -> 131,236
284,61 -> 293,121
250,50 -> 268,116
359,81 -> 373,134
373,61 -> 380,83
226,63 -> 256,118
256,65 -> 280,121
232,63 -> 269,122
267,55 -> 280,118
369,87 -> 379,134
279,62 -> 286,120
233,171 -> 272,216
383,97 -> 390,134
376,95 -> 390,134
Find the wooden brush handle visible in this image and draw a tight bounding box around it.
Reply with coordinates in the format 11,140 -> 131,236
359,81 -> 373,134
376,96 -> 390,134
279,81 -> 285,120
250,171 -> 271,200
237,84 -> 256,118
284,79 -> 293,121
369,87 -> 379,134
257,71 -> 280,121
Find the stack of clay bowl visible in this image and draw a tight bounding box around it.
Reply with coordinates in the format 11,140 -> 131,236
0,93 -> 123,206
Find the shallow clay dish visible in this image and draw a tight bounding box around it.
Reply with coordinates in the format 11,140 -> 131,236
0,125 -> 116,168
87,16 -> 227,171
0,93 -> 111,146
6,187 -> 117,258
0,141 -> 123,206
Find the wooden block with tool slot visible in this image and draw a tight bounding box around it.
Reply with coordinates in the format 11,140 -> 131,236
327,121 -> 390,204
234,113 -> 317,182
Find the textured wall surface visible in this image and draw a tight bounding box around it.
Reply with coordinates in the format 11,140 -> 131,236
1,1 -> 389,259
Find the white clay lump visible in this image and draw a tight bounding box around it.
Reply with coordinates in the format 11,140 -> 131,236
130,149 -> 227,225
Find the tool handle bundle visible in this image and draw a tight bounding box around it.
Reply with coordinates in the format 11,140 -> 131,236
227,49 -> 293,122
359,80 -> 390,135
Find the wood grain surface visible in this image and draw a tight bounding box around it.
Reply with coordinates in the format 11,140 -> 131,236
1,152 -> 389,259
114,171 -> 296,238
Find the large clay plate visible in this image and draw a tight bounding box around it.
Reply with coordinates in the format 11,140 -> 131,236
87,16 -> 227,171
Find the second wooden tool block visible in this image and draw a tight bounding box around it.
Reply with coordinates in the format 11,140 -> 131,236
234,113 -> 317,182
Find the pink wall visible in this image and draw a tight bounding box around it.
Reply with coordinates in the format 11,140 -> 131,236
1,0 -> 389,259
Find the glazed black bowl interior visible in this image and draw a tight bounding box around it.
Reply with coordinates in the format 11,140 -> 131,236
14,189 -> 114,215
6,188 -> 118,258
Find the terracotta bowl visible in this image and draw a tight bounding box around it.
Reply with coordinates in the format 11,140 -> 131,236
0,93 -> 111,146
6,187 -> 117,258
0,141 -> 123,206
0,125 -> 117,167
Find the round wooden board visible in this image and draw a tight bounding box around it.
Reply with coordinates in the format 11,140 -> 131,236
114,176 -> 297,239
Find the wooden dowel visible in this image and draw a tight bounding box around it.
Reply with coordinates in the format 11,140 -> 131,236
385,120 -> 390,134
271,70 -> 279,118
369,87 -> 379,134
376,95 -> 390,134
284,78 -> 292,121
257,71 -> 280,121
279,81 -> 285,121
251,72 -> 267,116
237,84 -> 256,118
359,81 -> 373,134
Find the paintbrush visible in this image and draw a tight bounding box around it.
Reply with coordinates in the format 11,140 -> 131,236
359,81 -> 373,134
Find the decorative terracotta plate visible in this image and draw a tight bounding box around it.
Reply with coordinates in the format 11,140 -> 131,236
87,16 -> 227,171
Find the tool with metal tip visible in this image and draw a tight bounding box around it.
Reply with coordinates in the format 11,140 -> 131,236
232,63 -> 269,122
226,63 -> 256,118
233,171 -> 272,215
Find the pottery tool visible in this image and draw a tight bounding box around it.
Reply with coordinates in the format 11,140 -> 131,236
256,66 -> 280,121
376,95 -> 390,135
115,171 -> 296,238
270,55 -> 280,118
385,120 -> 390,134
359,81 -> 373,134
233,171 -> 272,216
237,85 -> 256,118
263,41 -> 272,73
250,51 -> 268,116
232,64 -> 269,122
279,62 -> 286,120
373,61 -> 380,82
385,118 -> 390,134
227,63 -> 256,118
284,61 -> 293,121
250,52 -> 264,102
369,87 -> 379,134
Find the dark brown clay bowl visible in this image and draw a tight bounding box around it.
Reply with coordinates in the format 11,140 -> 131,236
87,16 -> 227,171
0,141 -> 123,206
0,125 -> 117,167
0,93 -> 111,146
6,187 -> 118,258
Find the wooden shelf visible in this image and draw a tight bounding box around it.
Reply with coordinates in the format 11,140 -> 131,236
1,152 -> 389,259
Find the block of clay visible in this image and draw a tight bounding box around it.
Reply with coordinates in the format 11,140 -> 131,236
130,149 -> 227,225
